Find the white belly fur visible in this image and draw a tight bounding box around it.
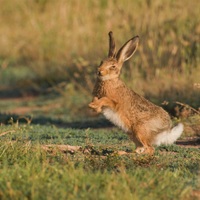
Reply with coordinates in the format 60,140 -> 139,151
102,108 -> 129,132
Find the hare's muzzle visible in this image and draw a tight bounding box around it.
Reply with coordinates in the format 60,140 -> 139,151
97,69 -> 104,76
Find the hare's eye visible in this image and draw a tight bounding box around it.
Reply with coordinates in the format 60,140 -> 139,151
110,65 -> 116,70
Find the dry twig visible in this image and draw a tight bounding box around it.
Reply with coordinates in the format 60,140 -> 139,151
0,130 -> 15,137
41,144 -> 129,156
42,144 -> 82,154
175,101 -> 200,115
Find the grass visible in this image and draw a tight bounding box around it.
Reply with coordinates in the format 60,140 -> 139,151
0,124 -> 199,200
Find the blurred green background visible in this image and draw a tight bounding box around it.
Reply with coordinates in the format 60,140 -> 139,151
0,0 -> 199,122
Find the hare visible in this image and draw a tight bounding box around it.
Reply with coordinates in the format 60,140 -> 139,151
89,31 -> 183,154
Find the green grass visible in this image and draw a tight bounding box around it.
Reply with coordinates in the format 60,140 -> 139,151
0,124 -> 199,200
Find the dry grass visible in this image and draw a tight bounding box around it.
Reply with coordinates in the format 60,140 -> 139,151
0,0 -> 199,65
0,0 -> 199,114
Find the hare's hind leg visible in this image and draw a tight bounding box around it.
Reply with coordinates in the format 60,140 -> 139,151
130,128 -> 155,155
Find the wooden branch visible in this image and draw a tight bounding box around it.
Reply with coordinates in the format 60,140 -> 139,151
42,144 -> 82,154
175,101 -> 200,115
41,144 -> 129,156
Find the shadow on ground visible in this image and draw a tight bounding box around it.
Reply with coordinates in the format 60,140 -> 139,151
0,113 -> 113,129
176,138 -> 200,148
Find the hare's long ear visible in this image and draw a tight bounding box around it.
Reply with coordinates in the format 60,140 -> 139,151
116,36 -> 139,63
108,31 -> 116,58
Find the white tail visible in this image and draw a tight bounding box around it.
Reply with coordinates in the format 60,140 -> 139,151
153,123 -> 184,146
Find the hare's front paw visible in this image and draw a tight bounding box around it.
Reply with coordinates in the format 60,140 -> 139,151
89,97 -> 102,113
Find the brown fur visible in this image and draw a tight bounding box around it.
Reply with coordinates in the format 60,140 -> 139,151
89,32 -> 180,155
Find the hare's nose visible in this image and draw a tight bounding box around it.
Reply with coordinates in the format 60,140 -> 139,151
97,70 -> 102,76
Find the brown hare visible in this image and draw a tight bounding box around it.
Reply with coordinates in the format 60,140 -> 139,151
89,31 -> 183,155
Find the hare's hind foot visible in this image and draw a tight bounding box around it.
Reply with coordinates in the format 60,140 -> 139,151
135,147 -> 145,154
135,146 -> 154,155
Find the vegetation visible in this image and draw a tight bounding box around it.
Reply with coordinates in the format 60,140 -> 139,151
0,125 -> 199,199
0,0 -> 199,199
0,0 -> 199,110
